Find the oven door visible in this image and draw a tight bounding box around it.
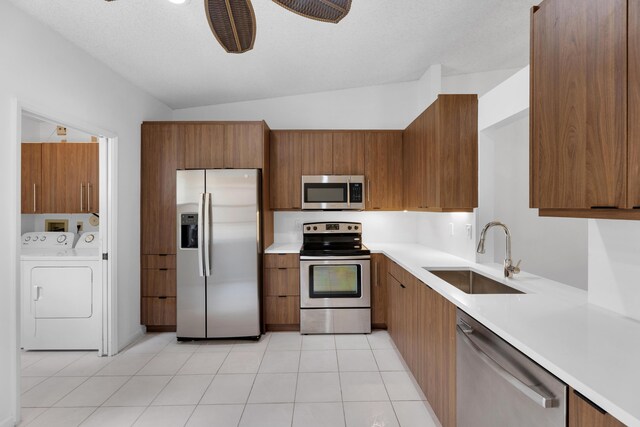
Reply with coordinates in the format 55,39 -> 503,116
300,256 -> 371,308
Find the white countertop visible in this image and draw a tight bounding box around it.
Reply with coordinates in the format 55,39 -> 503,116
266,242 -> 640,426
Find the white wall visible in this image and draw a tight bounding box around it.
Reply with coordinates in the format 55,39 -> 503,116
21,214 -> 99,234
588,221 -> 640,321
22,115 -> 95,142
481,116 -> 588,289
0,2 -> 171,425
442,68 -> 520,97
417,212 -> 476,262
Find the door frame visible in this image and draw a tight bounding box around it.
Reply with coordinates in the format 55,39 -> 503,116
9,98 -> 119,423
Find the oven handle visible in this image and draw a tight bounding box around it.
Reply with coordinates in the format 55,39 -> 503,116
300,255 -> 371,261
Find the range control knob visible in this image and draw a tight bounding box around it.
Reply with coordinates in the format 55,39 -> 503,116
313,226 -> 318,231
57,235 -> 67,243
348,226 -> 352,230
354,225 -> 359,230
306,226 -> 311,231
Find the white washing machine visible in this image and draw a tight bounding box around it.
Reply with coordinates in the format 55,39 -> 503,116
21,231 -> 103,352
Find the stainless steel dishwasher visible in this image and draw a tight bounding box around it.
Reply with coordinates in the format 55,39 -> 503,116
457,310 -> 567,426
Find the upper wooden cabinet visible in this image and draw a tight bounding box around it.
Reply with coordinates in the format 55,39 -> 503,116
141,123 -> 179,255
23,142 -> 99,214
270,131 -> 303,210
301,132 -> 333,175
530,0 -> 640,219
365,131 -> 404,210
21,144 -> 41,214
180,122 -> 266,170
403,94 -> 478,212
333,132 -> 365,175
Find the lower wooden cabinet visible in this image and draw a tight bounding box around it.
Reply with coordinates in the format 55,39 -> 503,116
141,255 -> 176,330
387,262 -> 456,427
141,297 -> 176,326
264,254 -> 300,330
370,254 -> 388,327
569,389 -> 625,427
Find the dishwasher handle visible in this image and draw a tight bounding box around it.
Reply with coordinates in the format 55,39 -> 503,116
456,324 -> 558,409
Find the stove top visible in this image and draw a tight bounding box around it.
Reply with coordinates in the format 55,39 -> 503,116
300,222 -> 369,257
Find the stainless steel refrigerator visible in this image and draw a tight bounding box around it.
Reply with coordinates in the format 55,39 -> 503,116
176,169 -> 261,340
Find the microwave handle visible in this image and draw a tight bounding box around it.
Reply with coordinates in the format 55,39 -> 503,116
347,178 -> 351,208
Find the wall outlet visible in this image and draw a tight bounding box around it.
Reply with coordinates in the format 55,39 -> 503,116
56,126 -> 67,136
449,222 -> 455,236
76,221 -> 84,232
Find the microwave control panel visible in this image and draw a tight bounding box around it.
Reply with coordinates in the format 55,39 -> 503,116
350,183 -> 363,203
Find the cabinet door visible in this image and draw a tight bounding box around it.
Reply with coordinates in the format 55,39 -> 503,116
333,132 -> 365,175
41,144 -> 71,213
142,269 -> 177,297
365,132 -> 403,210
84,143 -> 99,213
224,122 -> 264,169
264,296 -> 300,325
182,123 -> 225,169
270,131 -> 303,209
371,254 -> 388,326
264,268 -> 300,296
431,289 -> 457,427
21,143 -> 42,214
141,297 -> 176,326
301,132 -> 333,175
569,389 -> 625,427
403,112 -> 427,209
401,271 -> 419,374
386,273 -> 401,348
436,95 -> 478,209
531,0 -> 627,209
141,123 -> 179,254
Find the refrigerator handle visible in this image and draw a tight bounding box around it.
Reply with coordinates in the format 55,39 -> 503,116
198,193 -> 205,277
204,192 -> 212,277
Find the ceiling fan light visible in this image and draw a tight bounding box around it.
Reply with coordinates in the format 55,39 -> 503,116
205,0 -> 256,54
272,0 -> 352,23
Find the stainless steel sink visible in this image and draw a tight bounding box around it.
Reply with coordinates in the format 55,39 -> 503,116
424,269 -> 524,294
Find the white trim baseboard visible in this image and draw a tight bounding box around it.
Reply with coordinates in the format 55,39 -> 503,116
1,415 -> 16,427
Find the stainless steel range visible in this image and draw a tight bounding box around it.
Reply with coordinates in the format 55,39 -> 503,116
299,222 -> 371,334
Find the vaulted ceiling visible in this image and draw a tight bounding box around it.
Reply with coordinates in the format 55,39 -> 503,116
11,0 -> 538,109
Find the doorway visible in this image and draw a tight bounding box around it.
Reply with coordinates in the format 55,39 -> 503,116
11,101 -> 119,423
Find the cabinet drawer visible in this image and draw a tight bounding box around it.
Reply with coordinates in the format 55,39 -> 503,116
264,296 -> 300,325
264,268 -> 300,296
142,255 -> 176,269
141,297 -> 176,326
264,253 -> 299,269
142,269 -> 176,297
388,260 -> 404,281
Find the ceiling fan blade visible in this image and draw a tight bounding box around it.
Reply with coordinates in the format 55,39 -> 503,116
273,0 -> 352,23
205,0 -> 256,53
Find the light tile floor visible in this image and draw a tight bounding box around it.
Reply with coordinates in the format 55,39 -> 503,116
18,331 -> 440,427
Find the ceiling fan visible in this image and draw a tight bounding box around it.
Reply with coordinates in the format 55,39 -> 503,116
205,0 -> 352,54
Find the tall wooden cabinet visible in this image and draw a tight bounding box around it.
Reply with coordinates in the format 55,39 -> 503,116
530,0 -> 640,219
403,95 -> 478,211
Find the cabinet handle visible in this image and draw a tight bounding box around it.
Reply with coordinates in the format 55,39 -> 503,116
400,284 -> 406,289
375,262 -> 379,287
80,183 -> 84,212
159,268 -> 168,271
278,295 -> 287,298
33,183 -> 36,213
278,267 -> 287,270
87,183 -> 91,212
367,179 -> 371,203
158,296 -> 167,300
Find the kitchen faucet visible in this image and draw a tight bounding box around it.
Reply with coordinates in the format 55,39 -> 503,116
476,221 -> 521,278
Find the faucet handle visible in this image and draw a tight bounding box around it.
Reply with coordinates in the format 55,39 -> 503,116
513,260 -> 521,274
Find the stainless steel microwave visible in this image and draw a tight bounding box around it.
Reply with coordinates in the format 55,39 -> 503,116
302,175 -> 365,210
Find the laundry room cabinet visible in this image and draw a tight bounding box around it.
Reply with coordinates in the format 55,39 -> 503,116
21,142 -> 99,214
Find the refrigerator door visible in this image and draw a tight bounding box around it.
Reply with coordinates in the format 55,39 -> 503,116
205,169 -> 261,338
176,170 -> 206,338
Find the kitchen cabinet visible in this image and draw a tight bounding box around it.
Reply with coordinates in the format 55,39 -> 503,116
370,253 -> 387,328
263,254 -> 300,330
365,131 -> 403,210
387,261 -> 456,427
403,95 -> 478,211
270,131 -> 303,210
141,297 -> 176,327
180,122 -> 266,170
36,142 -> 99,214
21,144 -> 41,214
141,123 -> 179,255
333,132 -> 365,175
530,0 -> 640,219
569,389 -> 625,427
301,132 -> 333,175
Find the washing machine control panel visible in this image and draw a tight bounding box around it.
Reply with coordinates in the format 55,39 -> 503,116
75,232 -> 100,249
21,232 -> 75,248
